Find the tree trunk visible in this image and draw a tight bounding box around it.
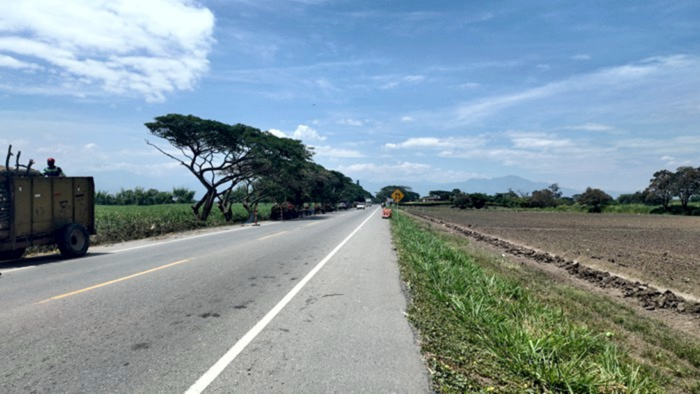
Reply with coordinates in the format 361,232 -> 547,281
192,189 -> 216,221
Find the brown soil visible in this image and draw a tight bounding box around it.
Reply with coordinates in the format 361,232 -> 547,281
407,207 -> 700,332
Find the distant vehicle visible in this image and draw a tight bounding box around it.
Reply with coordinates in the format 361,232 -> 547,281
365,198 -> 372,207
338,202 -> 348,210
356,202 -> 365,210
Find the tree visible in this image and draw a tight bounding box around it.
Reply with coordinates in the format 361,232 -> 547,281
577,187 -> 613,212
493,190 -> 520,208
548,183 -> 563,199
453,193 -> 472,209
452,192 -> 488,209
671,166 -> 700,212
145,114 -> 312,221
375,185 -> 419,203
530,188 -> 557,208
172,187 -> 196,204
428,190 -> 452,201
469,193 -> 489,209
218,131 -> 313,220
644,170 -> 675,210
617,192 -> 645,205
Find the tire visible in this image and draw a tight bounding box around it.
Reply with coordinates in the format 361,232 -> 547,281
0,248 -> 26,261
56,223 -> 90,258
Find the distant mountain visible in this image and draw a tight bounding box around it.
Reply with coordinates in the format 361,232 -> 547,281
456,175 -> 581,197
358,175 -> 583,199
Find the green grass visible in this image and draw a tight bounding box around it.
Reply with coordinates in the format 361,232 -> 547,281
552,203 -> 700,215
391,211 -> 700,393
94,203 -> 271,245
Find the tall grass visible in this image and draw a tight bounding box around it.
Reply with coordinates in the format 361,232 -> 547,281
392,211 -> 661,392
94,204 -> 270,245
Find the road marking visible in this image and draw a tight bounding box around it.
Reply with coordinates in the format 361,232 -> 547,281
37,259 -> 191,304
1,266 -> 37,274
185,212 -> 376,394
257,231 -> 287,241
304,222 -> 319,227
2,224 -> 278,274
109,225 -> 259,253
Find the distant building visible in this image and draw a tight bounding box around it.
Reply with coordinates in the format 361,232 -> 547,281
420,195 -> 441,202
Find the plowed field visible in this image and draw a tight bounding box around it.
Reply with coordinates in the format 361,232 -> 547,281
408,207 -> 700,303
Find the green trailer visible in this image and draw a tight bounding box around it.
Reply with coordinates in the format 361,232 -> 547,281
0,175 -> 95,261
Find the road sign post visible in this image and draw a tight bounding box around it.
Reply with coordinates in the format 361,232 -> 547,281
391,189 -> 405,209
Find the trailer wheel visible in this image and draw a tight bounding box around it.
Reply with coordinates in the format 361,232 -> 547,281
57,223 -> 90,258
0,248 -> 26,261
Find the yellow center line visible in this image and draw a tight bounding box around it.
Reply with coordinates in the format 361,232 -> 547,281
258,231 -> 287,241
38,259 -> 191,304
305,222 -> 319,227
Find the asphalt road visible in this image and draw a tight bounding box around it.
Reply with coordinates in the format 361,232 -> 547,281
0,208 -> 431,393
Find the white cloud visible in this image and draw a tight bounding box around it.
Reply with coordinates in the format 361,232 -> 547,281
453,55 -> 700,124
506,131 -> 573,149
384,136 -> 485,150
0,54 -> 41,70
336,161 -> 480,183
404,75 -> 425,83
293,125 -> 326,141
572,54 -> 591,60
268,124 -> 326,142
268,129 -> 287,138
456,82 -> 480,90
565,123 -> 618,132
0,0 -> 215,102
337,118 -> 364,126
375,74 -> 427,89
311,145 -> 364,158
401,116 -> 415,122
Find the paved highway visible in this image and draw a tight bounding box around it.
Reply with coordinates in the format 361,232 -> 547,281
0,208 -> 431,393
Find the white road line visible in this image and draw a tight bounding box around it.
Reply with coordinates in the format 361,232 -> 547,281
1,265 -> 36,274
185,211 -> 376,394
108,223 -> 278,253
0,223 -> 279,274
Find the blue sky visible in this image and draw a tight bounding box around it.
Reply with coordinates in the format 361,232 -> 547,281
1,0 -> 699,197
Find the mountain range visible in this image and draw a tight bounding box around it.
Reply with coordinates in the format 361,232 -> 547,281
359,175 -> 619,199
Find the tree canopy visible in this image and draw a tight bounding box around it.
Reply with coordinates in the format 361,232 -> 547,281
145,113 -> 372,221
375,185 -> 420,203
146,113 -> 315,220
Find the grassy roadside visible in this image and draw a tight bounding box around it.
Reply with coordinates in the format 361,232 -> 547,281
391,211 -> 700,393
93,204 -> 265,245
23,204 -> 272,256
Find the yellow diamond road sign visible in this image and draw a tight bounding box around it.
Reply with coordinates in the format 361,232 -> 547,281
391,189 -> 405,202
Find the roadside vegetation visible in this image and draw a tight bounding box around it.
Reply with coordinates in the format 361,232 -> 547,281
397,165 -> 700,216
145,114 -> 372,222
391,211 -> 700,393
92,204 -> 271,245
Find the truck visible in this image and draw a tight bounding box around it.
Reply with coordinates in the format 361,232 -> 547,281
1,169 -> 95,261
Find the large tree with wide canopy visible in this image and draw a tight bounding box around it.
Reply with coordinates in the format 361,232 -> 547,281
145,113 -> 313,221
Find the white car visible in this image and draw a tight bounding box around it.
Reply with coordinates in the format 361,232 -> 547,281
356,202 -> 366,210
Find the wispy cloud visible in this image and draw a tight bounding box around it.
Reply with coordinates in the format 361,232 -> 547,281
374,74 -> 427,90
0,0 -> 215,102
506,131 -> 572,149
311,145 -> 365,158
384,136 -> 486,150
564,123 -> 618,132
0,54 -> 42,70
336,118 -> 364,127
453,55 -> 700,124
337,161 -> 480,183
